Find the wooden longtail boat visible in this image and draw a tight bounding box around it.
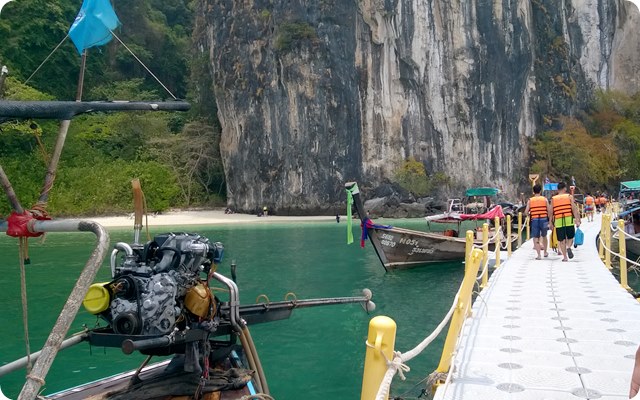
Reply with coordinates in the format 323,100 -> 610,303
0,102 -> 375,400
345,182 -> 519,270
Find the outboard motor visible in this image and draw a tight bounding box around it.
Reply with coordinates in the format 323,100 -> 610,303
84,233 -> 224,337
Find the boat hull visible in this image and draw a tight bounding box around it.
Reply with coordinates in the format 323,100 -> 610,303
370,226 -> 516,269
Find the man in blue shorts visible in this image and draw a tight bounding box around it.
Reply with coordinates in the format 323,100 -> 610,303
550,182 -> 581,261
524,184 -> 551,259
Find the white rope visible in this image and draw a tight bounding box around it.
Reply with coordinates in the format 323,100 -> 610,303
25,35 -> 69,85
598,234 -> 640,268
109,30 -> 177,100
618,227 -> 640,243
373,288 -> 462,400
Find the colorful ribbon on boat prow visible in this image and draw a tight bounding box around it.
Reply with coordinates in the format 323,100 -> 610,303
6,207 -> 51,238
361,218 -> 393,248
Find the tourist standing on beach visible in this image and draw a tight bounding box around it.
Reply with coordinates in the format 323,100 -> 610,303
524,184 -> 551,259
550,182 -> 581,261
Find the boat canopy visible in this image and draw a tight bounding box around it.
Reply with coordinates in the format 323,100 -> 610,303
620,180 -> 640,191
428,205 -> 505,223
465,187 -> 499,197
619,206 -> 640,218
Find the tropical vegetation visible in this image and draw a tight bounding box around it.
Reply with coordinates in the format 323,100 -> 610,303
529,90 -> 640,194
0,0 -> 224,217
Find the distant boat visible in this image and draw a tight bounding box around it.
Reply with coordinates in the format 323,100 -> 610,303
345,182 -> 519,270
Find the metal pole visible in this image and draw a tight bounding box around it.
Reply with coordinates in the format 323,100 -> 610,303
494,217 -> 501,268
605,214 -> 612,270
37,49 -> 87,205
517,212 -> 522,248
0,219 -> 111,400
506,214 -> 512,257
599,213 -> 605,259
465,230 -> 474,272
481,223 -> 489,288
0,333 -> 87,377
618,219 -> 630,290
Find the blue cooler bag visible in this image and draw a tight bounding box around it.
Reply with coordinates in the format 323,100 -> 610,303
574,227 -> 584,246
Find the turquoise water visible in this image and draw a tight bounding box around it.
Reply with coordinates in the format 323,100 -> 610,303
0,220 -> 464,399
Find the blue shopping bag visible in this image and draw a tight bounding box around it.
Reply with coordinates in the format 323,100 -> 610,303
574,227 -> 584,246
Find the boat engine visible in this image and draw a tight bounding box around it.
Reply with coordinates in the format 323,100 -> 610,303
84,233 -> 223,337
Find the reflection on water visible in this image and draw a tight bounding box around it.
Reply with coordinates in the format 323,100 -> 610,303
0,220 -> 464,399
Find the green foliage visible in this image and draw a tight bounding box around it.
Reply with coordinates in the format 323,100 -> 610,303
530,117 -> 621,191
393,158 -> 448,197
275,22 -> 318,52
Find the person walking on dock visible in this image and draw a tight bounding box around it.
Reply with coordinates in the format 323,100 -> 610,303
584,193 -> 595,222
550,182 -> 581,261
524,184 -> 551,259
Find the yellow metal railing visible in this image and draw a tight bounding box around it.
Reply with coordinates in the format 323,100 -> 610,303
360,233 -> 486,400
434,246 -> 484,381
517,212 -> 522,248
598,213 -> 634,292
481,223 -> 489,288
494,216 -> 501,269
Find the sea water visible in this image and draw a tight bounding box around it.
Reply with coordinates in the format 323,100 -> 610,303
0,219 -> 465,399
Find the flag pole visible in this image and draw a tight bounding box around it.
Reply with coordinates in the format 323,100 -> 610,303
36,49 -> 87,205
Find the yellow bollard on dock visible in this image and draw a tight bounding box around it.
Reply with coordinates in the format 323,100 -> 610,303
494,216 -> 501,268
605,214 -> 612,270
618,219 -> 631,290
599,213 -> 606,260
361,316 -> 397,400
481,223 -> 489,288
517,212 -> 522,248
506,214 -> 512,257
526,214 -> 530,241
465,230 -> 474,272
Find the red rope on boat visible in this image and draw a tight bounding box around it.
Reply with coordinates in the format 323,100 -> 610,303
6,206 -> 51,238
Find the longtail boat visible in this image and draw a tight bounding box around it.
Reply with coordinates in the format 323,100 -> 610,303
345,182 -> 519,270
0,102 -> 375,400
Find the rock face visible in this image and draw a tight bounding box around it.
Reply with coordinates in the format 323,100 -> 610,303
195,0 -> 640,214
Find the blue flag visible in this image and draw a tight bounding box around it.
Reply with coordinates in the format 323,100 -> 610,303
69,0 -> 120,54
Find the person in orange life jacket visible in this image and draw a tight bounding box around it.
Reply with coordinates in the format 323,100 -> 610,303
550,182 -> 581,262
524,184 -> 551,260
584,193 -> 595,222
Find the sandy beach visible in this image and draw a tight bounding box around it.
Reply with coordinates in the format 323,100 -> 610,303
87,209 -> 341,228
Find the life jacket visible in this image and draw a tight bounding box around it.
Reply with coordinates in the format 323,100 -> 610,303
552,193 -> 573,219
594,197 -> 601,205
585,196 -> 594,206
599,196 -> 607,205
529,196 -> 548,219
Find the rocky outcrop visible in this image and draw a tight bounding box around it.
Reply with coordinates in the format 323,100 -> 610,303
195,0 -> 640,214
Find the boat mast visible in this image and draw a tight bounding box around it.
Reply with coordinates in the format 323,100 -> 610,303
37,50 -> 87,207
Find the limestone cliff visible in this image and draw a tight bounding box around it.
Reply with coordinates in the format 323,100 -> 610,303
195,0 -> 640,214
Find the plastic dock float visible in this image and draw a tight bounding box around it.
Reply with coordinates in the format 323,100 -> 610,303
434,213 -> 640,400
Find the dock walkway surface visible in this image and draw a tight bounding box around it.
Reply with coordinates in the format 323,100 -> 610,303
434,213 -> 640,400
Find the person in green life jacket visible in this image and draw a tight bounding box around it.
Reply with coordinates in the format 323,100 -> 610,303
550,182 -> 581,262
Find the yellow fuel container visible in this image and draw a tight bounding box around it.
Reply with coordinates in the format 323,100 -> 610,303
185,283 -> 212,318
83,283 -> 111,314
